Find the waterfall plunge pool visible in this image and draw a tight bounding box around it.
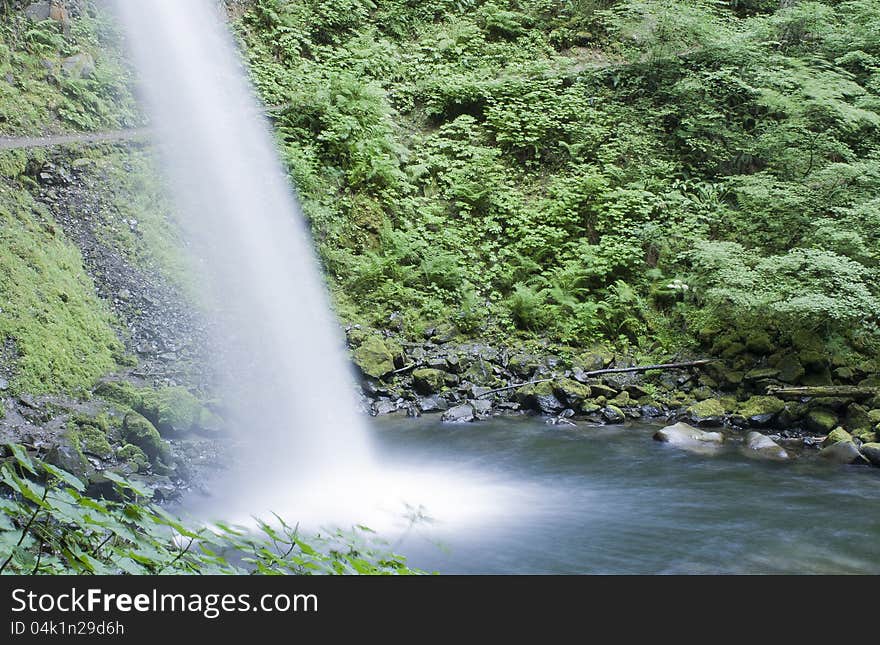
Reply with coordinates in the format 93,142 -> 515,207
358,416 -> 880,574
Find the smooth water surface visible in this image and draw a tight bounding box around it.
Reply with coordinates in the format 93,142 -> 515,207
368,416 -> 880,574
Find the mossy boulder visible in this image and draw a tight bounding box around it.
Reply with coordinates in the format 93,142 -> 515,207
412,368 -> 446,395
601,405 -> 625,423
73,420 -> 113,460
140,387 -> 204,436
806,408 -> 838,434
738,396 -> 785,427
776,354 -> 805,384
609,390 -> 631,407
860,443 -> 880,467
552,378 -> 591,409
745,331 -> 773,355
819,441 -> 869,465
588,383 -> 618,398
845,404 -> 874,439
117,443 -> 150,473
122,413 -> 170,466
574,347 -> 615,372
686,398 -> 726,426
822,427 -> 852,447
507,353 -> 542,378
515,381 -> 563,414
744,367 -> 780,382
352,335 -> 395,379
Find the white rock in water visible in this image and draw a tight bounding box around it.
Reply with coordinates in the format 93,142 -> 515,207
653,422 -> 724,455
742,431 -> 789,461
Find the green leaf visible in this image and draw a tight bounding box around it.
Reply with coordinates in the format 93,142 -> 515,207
41,463 -> 86,492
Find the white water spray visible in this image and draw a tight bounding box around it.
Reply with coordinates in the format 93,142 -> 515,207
114,0 -> 521,531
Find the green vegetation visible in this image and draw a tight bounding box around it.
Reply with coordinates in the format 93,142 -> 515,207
0,444 -> 419,574
235,0 -> 880,363
0,2 -> 138,134
0,177 -> 122,395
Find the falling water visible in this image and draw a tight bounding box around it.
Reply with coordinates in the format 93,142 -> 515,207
114,0 -> 519,531
113,0 -> 372,510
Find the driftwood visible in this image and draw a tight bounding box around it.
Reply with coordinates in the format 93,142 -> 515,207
766,385 -> 878,401
476,359 -> 717,398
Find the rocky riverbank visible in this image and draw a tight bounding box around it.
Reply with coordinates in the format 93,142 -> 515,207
348,328 -> 880,468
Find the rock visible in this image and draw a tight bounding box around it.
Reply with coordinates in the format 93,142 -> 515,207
552,378 -> 591,409
470,399 -> 493,418
352,336 -> 395,379
821,427 -> 852,448
653,422 -> 724,455
640,404 -> 664,417
588,383 -> 618,398
0,377 -> 7,390
442,403 -> 475,423
609,391 -> 631,406
845,403 -> 874,440
685,398 -> 726,426
117,444 -> 150,473
737,396 -> 785,427
46,440 -> 91,482
122,413 -> 171,466
412,368 -> 446,395
601,405 -> 625,423
806,408 -> 838,434
418,395 -> 448,413
819,441 -> 869,465
776,354 -> 805,384
371,399 -> 398,416
690,386 -> 713,401
744,367 -> 780,382
24,2 -> 51,21
624,383 -> 650,398
507,354 -> 541,378
742,431 -> 789,461
61,52 -> 96,79
860,442 -> 880,466
515,381 -> 563,415
745,331 -> 773,354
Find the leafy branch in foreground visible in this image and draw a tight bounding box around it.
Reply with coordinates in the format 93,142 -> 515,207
0,444 -> 422,575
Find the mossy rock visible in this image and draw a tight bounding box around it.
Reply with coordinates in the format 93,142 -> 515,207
552,378 -> 591,407
140,387 -> 203,436
720,342 -> 746,359
691,386 -> 713,401
412,368 -> 446,395
860,443 -> 880,467
845,403 -> 874,439
806,408 -> 838,434
601,405 -> 625,423
801,367 -> 833,387
588,383 -> 618,398
515,381 -> 563,414
798,349 -> 826,370
686,398 -> 726,426
744,367 -> 780,382
352,335 -> 395,379
744,331 -> 773,355
122,413 -> 170,466
738,396 -> 785,425
609,390 -> 631,407
507,353 -> 542,378
776,354 -> 805,384
117,443 -> 149,473
821,427 -> 852,447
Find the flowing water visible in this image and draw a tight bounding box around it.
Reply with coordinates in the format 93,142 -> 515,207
372,417 -> 880,574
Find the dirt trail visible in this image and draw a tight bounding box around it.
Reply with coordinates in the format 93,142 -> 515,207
0,128 -> 152,151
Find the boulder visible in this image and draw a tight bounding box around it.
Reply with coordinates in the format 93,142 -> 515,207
860,442 -> 880,467
470,399 -> 493,418
685,398 -> 726,426
122,413 -> 170,466
552,378 -> 591,409
776,354 -> 805,384
412,368 -> 446,395
418,395 -> 448,413
442,403 -> 475,423
845,403 -> 874,440
805,408 -> 838,434
653,422 -> 724,455
61,52 -> 95,79
588,383 -> 618,398
737,396 -> 785,427
821,427 -> 852,447
371,399 -> 398,416
742,431 -> 789,461
515,381 -> 563,415
353,336 -> 395,379
601,405 -> 625,424
819,441 -> 869,465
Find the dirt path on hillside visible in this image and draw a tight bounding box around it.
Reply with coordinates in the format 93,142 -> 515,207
0,127 -> 152,151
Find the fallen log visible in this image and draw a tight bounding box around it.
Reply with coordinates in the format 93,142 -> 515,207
766,385 -> 878,401
476,359 -> 717,398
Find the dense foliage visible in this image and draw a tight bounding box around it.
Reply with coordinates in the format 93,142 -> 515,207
235,0 -> 880,361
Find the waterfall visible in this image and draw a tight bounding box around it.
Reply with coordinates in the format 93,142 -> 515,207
113,0 -> 373,517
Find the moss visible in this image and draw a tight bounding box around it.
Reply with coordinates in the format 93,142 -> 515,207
117,443 -> 149,473
0,183 -> 122,395
745,331 -> 773,354
806,408 -> 838,434
552,378 -> 591,404
412,368 -> 446,394
822,427 -> 852,447
844,403 -> 874,439
95,382 -> 215,435
687,398 -> 725,420
738,396 -> 785,419
775,354 -> 805,383
121,412 -> 170,466
352,335 -> 395,378
69,416 -> 113,459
